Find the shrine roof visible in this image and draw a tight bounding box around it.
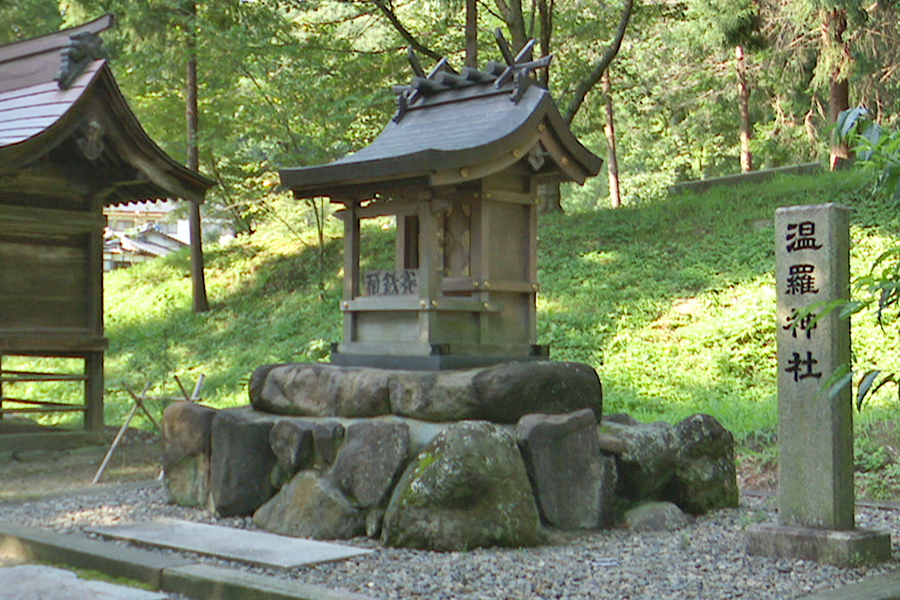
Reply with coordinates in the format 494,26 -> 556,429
0,15 -> 213,205
281,42 -> 602,199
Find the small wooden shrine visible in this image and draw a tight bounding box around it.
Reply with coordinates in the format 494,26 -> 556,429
0,15 -> 213,440
281,37 -> 601,370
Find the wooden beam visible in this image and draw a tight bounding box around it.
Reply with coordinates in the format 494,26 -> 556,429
482,189 -> 536,205
0,333 -> 108,353
0,204 -> 103,235
341,296 -> 503,312
0,166 -> 93,200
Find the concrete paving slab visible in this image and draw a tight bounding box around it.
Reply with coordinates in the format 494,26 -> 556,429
0,522 -> 191,588
797,570 -> 900,600
87,519 -> 372,570
163,563 -> 379,600
0,565 -> 168,600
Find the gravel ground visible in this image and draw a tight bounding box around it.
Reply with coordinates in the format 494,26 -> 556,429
1,481 -> 899,600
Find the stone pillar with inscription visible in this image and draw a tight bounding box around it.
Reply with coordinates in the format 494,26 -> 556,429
746,203 -> 891,566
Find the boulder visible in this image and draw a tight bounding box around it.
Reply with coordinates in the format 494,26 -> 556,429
166,454 -> 211,508
330,420 -> 410,509
517,409 -> 616,529
269,419 -> 315,477
624,501 -> 691,531
381,421 -> 542,551
253,471 -> 365,540
269,418 -> 345,471
388,370 -> 481,422
249,363 -> 391,417
668,414 -> 739,514
474,361 -> 602,424
603,419 -> 680,501
209,407 -> 279,517
250,361 -> 602,424
161,401 -> 218,507
310,420 -> 346,466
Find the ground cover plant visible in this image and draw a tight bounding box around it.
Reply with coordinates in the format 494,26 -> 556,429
10,168 -> 900,499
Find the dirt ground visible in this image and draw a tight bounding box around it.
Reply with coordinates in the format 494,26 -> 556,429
1,427 -> 163,502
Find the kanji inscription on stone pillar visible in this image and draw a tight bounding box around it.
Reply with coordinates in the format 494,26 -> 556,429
775,203 -> 852,530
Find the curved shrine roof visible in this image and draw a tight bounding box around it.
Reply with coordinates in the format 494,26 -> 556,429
0,15 -> 213,205
281,49 -> 602,199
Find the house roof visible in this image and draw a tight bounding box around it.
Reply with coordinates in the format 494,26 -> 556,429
105,224 -> 186,258
0,15 -> 214,205
280,45 -> 602,199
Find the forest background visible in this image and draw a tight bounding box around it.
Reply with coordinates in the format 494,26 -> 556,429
5,0 -> 900,216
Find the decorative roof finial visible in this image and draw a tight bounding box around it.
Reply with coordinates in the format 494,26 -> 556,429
57,32 -> 106,90
392,34 -> 552,122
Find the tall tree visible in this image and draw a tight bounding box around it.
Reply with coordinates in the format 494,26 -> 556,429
602,68 -> 621,207
561,0 -> 635,125
183,1 -> 209,312
465,0 -> 478,67
687,0 -> 765,173
821,6 -> 852,169
736,44 -> 752,172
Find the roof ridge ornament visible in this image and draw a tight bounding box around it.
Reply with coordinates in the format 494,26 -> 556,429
392,31 -> 552,122
57,31 -> 107,90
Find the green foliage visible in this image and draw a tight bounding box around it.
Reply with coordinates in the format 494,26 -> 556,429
806,111 -> 900,410
686,0 -> 765,51
0,0 -> 62,43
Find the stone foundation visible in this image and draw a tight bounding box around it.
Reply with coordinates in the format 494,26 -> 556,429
162,362 -> 738,551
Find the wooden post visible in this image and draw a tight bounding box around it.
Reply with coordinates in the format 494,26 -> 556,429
84,351 -> 104,431
526,185 -> 539,345
343,203 -> 360,344
87,203 -> 105,431
417,203 -> 441,344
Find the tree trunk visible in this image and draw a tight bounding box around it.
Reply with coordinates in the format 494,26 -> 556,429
465,0 -> 477,68
602,69 -> 621,208
494,0 -> 527,51
186,4 -> 209,313
537,0 -> 552,88
823,9 -> 851,170
563,0 -> 634,124
736,45 -> 752,173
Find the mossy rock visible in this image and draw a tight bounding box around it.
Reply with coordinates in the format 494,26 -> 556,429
381,421 -> 543,551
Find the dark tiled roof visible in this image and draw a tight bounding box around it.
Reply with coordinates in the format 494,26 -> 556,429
0,15 -> 214,205
281,49 -> 602,198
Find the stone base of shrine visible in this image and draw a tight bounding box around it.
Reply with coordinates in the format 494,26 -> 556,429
746,523 -> 891,567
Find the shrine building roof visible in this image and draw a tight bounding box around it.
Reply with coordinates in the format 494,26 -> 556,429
0,15 -> 214,205
281,38 -> 602,199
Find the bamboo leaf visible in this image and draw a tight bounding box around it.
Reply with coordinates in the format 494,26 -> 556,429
856,370 -> 881,411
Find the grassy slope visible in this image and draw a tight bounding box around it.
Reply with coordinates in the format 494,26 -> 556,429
94,170 -> 900,443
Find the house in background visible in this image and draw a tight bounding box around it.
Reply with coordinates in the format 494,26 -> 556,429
103,200 -> 186,270
104,200 -> 185,240
103,223 -> 187,270
103,199 -> 234,270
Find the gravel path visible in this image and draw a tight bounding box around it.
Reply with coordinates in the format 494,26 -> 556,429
1,482 -> 898,600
